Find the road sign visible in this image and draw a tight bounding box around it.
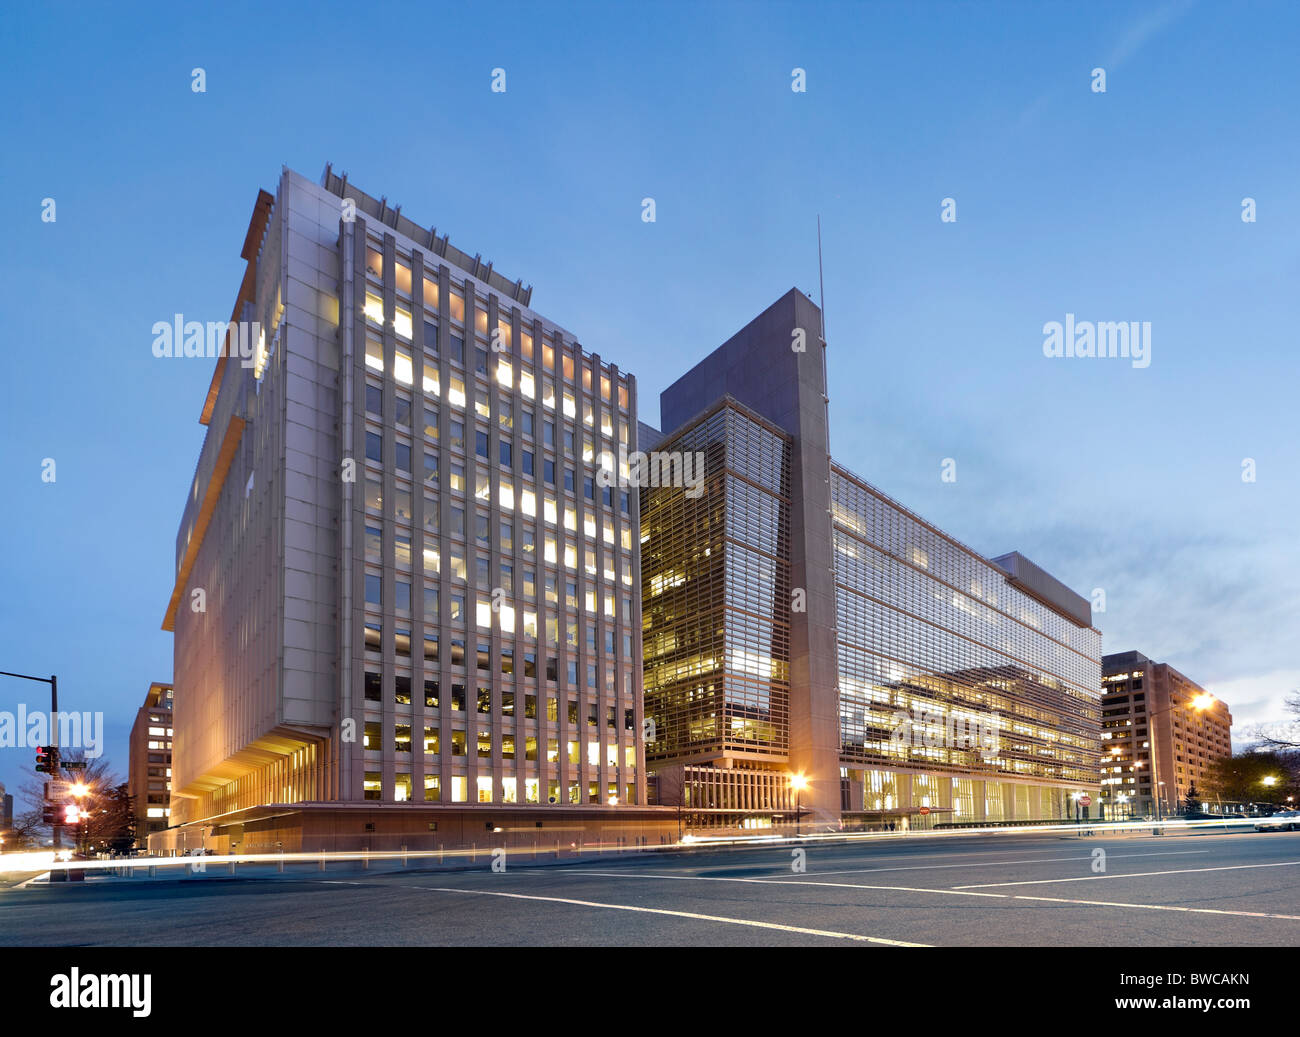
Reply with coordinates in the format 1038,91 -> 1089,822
918,807 -> 931,815
1079,795 -> 1092,807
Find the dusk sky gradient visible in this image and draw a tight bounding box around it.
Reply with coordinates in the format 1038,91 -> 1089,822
1,0 -> 1297,798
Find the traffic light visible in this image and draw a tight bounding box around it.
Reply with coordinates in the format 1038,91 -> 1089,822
35,746 -> 51,773
42,804 -> 56,824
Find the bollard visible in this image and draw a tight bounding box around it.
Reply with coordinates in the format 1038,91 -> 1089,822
318,856 -> 326,872
278,857 -> 284,874
402,845 -> 408,868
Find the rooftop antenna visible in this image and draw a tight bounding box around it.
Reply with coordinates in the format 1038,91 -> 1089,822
817,214 -> 826,344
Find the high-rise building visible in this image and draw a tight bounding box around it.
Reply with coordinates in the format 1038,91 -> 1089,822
0,783 -> 12,844
642,289 -> 1103,828
127,682 -> 173,846
157,166 -> 667,853
1100,651 -> 1232,818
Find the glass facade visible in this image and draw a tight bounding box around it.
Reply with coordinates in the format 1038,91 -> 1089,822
832,465 -> 1102,818
642,401 -> 791,765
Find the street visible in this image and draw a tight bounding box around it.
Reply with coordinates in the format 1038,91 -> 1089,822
2,827 -> 1298,946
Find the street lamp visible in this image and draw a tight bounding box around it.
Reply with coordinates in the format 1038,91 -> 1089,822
790,774 -> 809,837
1144,693 -> 1215,822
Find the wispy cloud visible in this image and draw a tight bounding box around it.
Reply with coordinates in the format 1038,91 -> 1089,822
1106,0 -> 1197,69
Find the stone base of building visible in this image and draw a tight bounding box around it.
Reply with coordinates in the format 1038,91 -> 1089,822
147,802 -> 681,856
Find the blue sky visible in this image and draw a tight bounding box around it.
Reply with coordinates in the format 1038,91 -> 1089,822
1,0 -> 1297,796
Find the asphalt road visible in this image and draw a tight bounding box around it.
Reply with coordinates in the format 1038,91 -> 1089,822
3,827 -> 1299,946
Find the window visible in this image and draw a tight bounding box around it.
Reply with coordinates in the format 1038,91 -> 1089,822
366,431 -> 383,464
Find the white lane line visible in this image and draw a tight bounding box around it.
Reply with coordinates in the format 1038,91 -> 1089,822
407,884 -> 928,945
790,850 -> 1208,877
568,871 -> 1009,899
1009,893 -> 1300,921
565,870 -> 1300,923
953,860 -> 1300,889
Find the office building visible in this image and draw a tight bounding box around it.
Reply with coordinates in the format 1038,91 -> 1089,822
157,166 -> 669,853
127,682 -> 173,846
641,290 -> 1103,827
1101,651 -> 1232,818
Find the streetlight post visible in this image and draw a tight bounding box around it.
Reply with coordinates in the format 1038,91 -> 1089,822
1142,693 -> 1216,826
790,775 -> 808,837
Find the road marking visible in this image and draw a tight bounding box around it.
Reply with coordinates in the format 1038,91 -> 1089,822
408,884 -> 929,945
1008,893 -> 1300,921
953,860 -> 1300,889
570,871 -> 1009,899
565,870 -> 1300,924
790,850 -> 1208,877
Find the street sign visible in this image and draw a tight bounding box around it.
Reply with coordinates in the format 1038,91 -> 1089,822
918,807 -> 931,815
1079,795 -> 1092,807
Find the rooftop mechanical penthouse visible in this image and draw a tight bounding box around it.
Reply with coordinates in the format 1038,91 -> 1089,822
156,166 -> 669,853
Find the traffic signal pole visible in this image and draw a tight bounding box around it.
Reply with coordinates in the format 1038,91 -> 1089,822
0,670 -> 60,848
50,674 -> 60,851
